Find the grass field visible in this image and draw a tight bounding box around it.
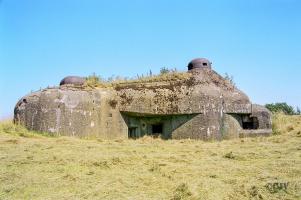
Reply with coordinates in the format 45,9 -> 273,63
0,114 -> 301,200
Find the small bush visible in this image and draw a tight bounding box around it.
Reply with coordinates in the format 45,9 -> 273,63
160,67 -> 170,74
224,73 -> 236,87
85,73 -> 105,88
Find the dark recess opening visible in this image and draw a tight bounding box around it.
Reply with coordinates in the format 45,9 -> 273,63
202,63 -> 208,66
152,124 -> 163,136
128,127 -> 138,139
242,117 -> 259,130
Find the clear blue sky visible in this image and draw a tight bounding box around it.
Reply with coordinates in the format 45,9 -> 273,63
1,0 -> 301,119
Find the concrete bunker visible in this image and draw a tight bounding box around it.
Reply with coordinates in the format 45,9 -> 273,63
14,57 -> 273,140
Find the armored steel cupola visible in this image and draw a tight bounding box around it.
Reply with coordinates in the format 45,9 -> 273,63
187,58 -> 212,71
60,76 -> 85,86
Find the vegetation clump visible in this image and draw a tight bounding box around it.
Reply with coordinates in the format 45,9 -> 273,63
223,151 -> 236,159
265,102 -> 300,115
224,73 -> 236,87
0,120 -> 53,138
172,183 -> 193,200
83,67 -> 191,89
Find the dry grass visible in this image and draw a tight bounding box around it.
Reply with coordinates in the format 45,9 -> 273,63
272,113 -> 301,136
0,120 -> 53,138
0,114 -> 301,200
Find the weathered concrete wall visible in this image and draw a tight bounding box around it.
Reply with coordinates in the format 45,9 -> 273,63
116,69 -> 251,116
171,113 -> 222,140
221,114 -> 242,139
14,87 -> 128,139
251,104 -> 272,129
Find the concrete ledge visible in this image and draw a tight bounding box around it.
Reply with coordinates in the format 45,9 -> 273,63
224,103 -> 252,114
239,129 -> 273,138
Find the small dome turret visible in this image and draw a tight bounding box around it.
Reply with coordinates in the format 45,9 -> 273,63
188,58 -> 212,71
60,76 -> 85,86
